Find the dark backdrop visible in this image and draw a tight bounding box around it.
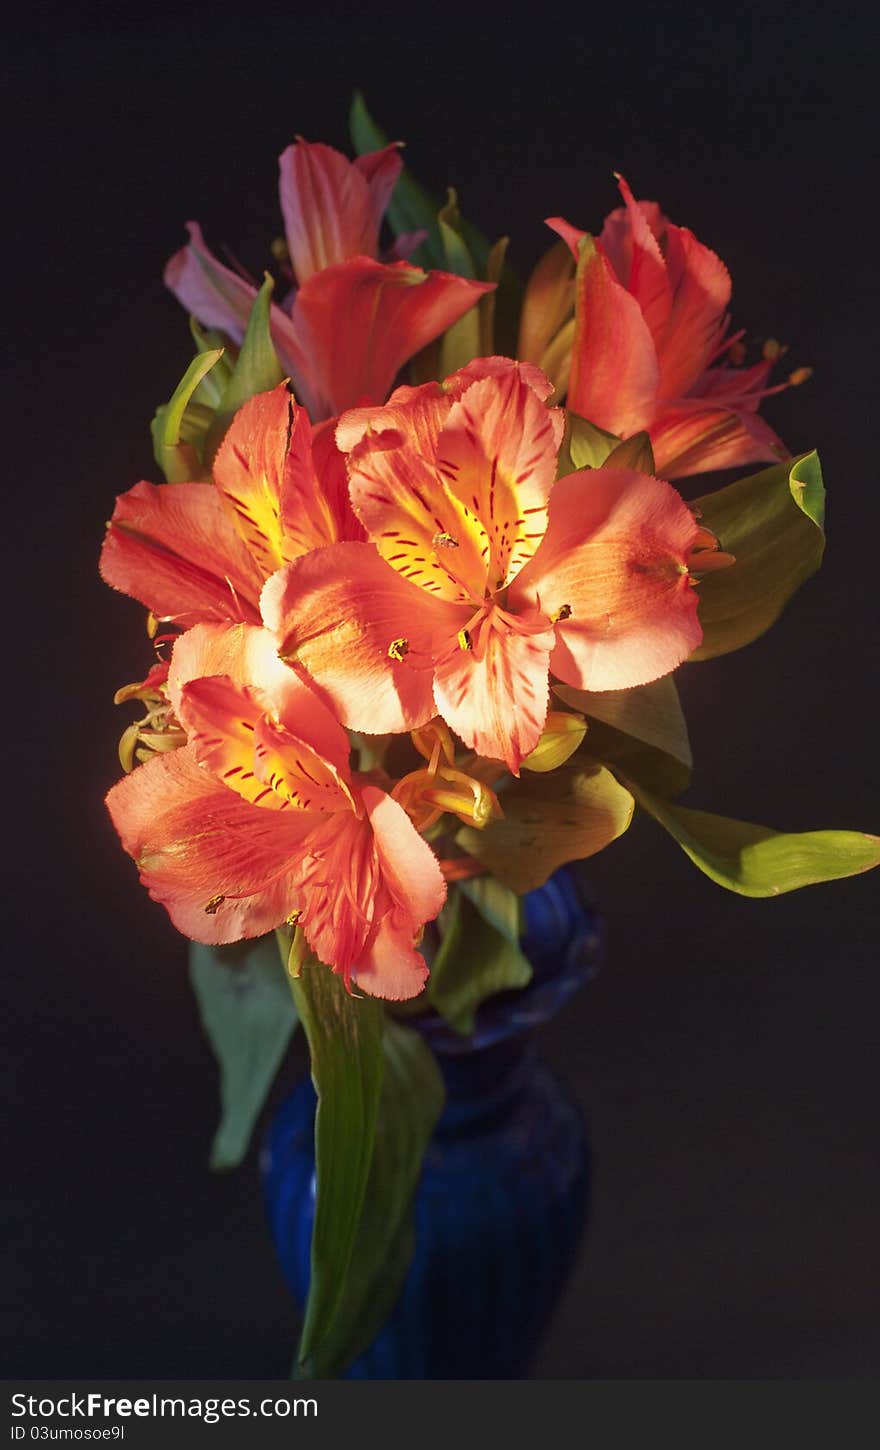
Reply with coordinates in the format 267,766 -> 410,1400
5,2 -> 878,1378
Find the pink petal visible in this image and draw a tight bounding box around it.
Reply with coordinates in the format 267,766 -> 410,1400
100,480 -> 264,627
164,221 -> 258,343
432,609 -> 556,774
163,222 -> 309,392
607,175 -> 672,342
106,745 -> 312,945
567,235 -> 660,436
654,222 -> 731,398
261,542 -> 465,733
511,467 -> 702,691
353,143 -> 404,235
278,139 -> 385,284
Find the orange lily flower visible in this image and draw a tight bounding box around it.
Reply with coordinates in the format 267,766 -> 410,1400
263,359 -> 706,774
165,137 -> 491,419
544,176 -> 804,478
100,383 -> 363,628
106,622 -> 446,1000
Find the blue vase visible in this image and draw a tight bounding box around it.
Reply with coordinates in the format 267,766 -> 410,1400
262,868 -> 601,1379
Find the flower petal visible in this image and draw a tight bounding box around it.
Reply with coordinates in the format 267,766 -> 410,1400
212,383 -> 294,576
163,222 -> 309,391
287,258 -> 493,418
278,139 -> 386,284
432,610 -> 555,773
106,745 -> 312,944
435,368 -> 562,588
650,401 -> 788,479
167,621 -> 351,775
164,222 -> 258,343
567,234 -> 660,436
261,542 -> 464,733
353,785 -> 446,1000
100,480 -> 264,626
654,222 -> 731,398
605,175 -> 672,342
511,467 -> 701,690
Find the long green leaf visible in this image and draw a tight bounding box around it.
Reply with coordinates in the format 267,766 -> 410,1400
427,878 -> 532,1035
151,348 -> 224,482
457,761 -> 634,893
189,937 -> 298,1170
555,675 -> 692,796
289,962 -> 384,1369
631,783 -> 880,896
437,189 -> 481,374
205,273 -> 284,461
301,1017 -> 444,1377
350,91 -> 495,273
693,451 -> 825,659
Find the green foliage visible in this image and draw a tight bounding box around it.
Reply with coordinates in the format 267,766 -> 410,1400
631,783 -> 880,896
299,1016 -> 444,1378
427,876 -> 532,1035
693,451 -> 826,659
457,761 -> 634,893
204,273 -> 284,461
555,676 -> 693,797
151,349 -> 225,482
288,962 -> 385,1370
189,937 -> 298,1170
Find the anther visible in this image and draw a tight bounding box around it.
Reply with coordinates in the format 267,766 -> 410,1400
457,629 -> 473,651
204,894 -> 226,915
433,532 -> 460,549
553,603 -> 572,622
387,637 -> 409,661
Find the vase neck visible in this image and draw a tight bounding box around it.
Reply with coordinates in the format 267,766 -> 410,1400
433,1035 -> 536,1136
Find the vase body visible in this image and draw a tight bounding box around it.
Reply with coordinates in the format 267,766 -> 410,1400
262,868 -> 601,1379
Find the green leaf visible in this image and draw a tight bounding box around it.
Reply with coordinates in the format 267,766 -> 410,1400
427,877 -> 532,1035
204,273 -> 285,462
457,761 -> 635,893
349,91 -> 498,276
554,675 -> 692,797
557,410 -> 621,474
349,92 -> 445,269
631,783 -> 880,896
151,348 -> 224,482
436,188 -> 482,374
289,961 -> 384,1369
603,430 -> 655,473
300,1016 -> 444,1378
692,451 -> 826,660
189,937 -> 298,1170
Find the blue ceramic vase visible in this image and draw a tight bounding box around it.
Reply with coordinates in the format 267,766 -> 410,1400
262,868 -> 601,1379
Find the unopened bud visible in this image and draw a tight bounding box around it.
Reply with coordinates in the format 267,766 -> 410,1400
521,710 -> 586,772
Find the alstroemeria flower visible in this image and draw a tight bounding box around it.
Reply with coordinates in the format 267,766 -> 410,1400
547,176 -> 798,478
100,383 -> 364,629
165,137 -> 491,419
262,359 -> 705,773
106,622 -> 445,1000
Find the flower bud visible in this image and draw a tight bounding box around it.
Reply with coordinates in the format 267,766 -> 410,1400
521,710 -> 586,773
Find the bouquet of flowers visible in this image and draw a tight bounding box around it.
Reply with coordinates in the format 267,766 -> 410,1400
100,97 -> 879,1377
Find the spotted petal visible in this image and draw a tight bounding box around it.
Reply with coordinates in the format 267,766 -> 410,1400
261,542 -> 465,733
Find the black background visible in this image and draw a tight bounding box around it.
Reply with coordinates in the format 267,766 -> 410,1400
4,2 -> 878,1378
